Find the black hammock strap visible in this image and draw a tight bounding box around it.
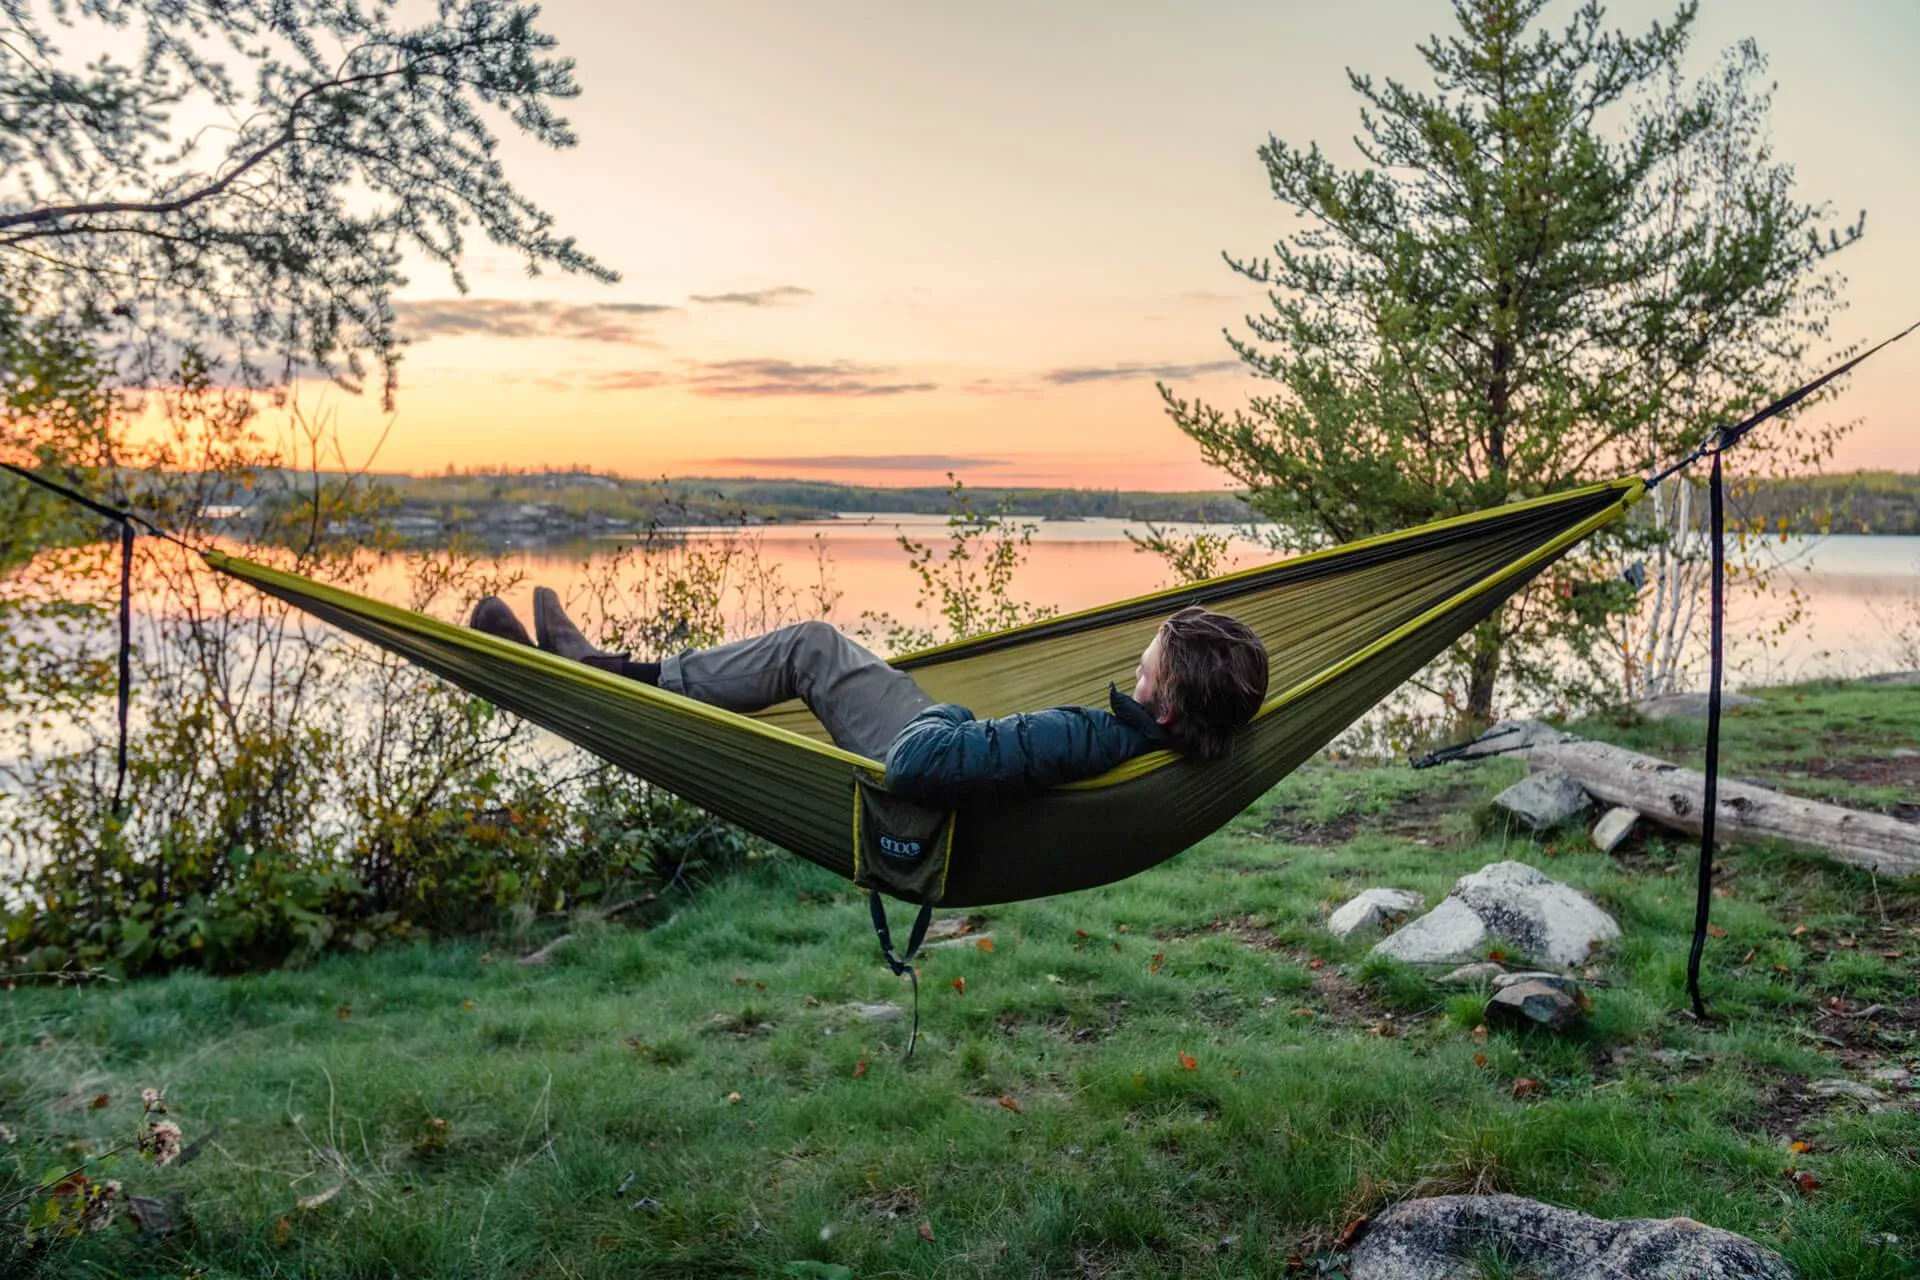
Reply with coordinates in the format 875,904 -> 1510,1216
0,461 -> 190,817
868,890 -> 935,1057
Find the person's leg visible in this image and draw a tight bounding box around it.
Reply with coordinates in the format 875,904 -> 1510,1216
662,620 -> 932,759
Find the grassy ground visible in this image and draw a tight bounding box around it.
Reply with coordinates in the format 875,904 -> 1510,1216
3,678 -> 1917,1278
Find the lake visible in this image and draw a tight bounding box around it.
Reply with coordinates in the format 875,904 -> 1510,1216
466,515 -> 1920,687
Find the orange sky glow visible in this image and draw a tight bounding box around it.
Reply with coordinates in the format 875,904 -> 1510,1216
304,0 -> 1917,491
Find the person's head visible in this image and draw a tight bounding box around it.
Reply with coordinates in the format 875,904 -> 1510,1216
1131,606 -> 1269,760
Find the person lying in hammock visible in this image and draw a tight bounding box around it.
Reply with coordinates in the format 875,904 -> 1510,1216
469,590 -> 1268,808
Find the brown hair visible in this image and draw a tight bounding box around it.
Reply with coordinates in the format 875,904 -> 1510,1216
1156,606 -> 1269,760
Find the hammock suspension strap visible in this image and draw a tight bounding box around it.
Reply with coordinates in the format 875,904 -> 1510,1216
0,461 -> 168,818
867,890 -> 935,1057
1684,449 -> 1729,1020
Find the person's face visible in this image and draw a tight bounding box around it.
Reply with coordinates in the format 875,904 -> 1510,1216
1133,630 -> 1172,725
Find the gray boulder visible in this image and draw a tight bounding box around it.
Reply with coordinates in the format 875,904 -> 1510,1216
1492,771 -> 1592,831
1328,888 -> 1424,939
1371,897 -> 1488,965
1637,690 -> 1760,720
1591,805 -> 1641,853
1452,861 -> 1621,967
1372,862 -> 1619,969
1349,1194 -> 1794,1279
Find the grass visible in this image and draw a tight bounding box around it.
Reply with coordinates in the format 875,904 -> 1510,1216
3,678 -> 1917,1277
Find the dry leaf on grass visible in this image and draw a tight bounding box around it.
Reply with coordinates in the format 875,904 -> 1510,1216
1179,1051 -> 1198,1071
297,1185 -> 341,1212
997,1095 -> 1021,1114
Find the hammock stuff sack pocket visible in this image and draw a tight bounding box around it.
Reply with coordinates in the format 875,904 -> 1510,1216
852,776 -> 957,1053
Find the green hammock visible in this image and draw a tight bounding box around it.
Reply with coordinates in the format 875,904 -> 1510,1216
204,478 -> 1643,906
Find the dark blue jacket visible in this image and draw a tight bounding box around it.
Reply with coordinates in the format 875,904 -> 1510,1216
881,684 -> 1169,808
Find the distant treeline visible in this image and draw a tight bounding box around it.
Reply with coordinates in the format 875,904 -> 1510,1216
206,467 -> 1920,545
1730,471 -> 1920,535
690,477 -> 1258,523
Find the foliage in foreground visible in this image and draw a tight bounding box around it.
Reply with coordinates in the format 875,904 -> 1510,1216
1,680 -> 1914,1277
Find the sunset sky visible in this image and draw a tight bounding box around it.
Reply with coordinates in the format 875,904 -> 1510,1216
331,0 -> 1917,490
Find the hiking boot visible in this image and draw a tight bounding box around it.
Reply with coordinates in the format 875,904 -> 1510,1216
469,596 -> 532,646
534,587 -> 625,663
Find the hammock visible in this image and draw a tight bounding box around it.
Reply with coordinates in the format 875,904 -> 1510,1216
204,478 -> 1643,907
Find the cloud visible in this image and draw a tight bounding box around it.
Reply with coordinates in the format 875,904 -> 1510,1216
687,285 -> 815,307
584,370 -> 673,391
393,299 -> 675,345
685,359 -> 935,398
704,454 -> 1008,471
1042,360 -> 1242,385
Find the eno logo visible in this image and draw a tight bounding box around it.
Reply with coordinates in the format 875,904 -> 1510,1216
878,834 -> 924,859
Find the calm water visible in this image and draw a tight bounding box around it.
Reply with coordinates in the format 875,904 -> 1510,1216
469,517 -> 1920,686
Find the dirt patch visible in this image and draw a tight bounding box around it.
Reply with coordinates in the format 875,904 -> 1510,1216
1753,1075 -> 1827,1143
1260,785 -> 1482,847
1166,914 -> 1289,951
1261,806 -> 1364,847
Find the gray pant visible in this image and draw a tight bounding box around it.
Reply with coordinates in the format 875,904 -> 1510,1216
659,620 -> 933,759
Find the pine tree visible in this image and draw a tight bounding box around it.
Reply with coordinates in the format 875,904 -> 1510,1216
1162,0 -> 1857,722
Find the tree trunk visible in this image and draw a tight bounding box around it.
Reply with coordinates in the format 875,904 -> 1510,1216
1528,740 -> 1920,878
1464,614 -> 1504,725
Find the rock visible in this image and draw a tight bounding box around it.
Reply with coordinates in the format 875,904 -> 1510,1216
1485,978 -> 1588,1032
1591,805 -> 1640,853
1449,717 -> 1579,760
1373,863 -> 1620,969
1327,888 -> 1424,939
1370,897 -> 1488,965
1892,747 -> 1919,760
1807,1078 -> 1882,1103
1438,961 -> 1508,986
1491,970 -> 1584,998
845,1003 -> 903,1022
1869,1066 -> 1913,1087
1349,1194 -> 1794,1279
1492,770 -> 1592,831
1451,861 -> 1621,967
1637,690 -> 1760,720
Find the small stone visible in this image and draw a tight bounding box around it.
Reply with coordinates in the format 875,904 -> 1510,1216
1807,1078 -> 1883,1103
1484,979 -> 1585,1032
1636,690 -> 1760,720
1491,970 -> 1585,999
1590,806 -> 1640,853
846,1003 -> 903,1022
1370,897 -> 1488,965
1892,747 -> 1919,760
1493,771 -> 1592,831
1439,962 -> 1508,985
1328,888 -> 1424,939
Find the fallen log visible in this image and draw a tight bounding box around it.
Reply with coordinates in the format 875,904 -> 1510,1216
1527,740 -> 1920,877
